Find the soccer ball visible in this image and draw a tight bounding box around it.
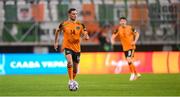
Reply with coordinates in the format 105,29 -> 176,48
69,81 -> 79,91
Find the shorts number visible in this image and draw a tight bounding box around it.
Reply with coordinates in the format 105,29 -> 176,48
128,50 -> 131,56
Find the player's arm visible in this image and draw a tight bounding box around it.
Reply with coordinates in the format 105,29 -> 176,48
54,23 -> 63,50
132,27 -> 139,45
111,29 -> 118,45
81,24 -> 89,40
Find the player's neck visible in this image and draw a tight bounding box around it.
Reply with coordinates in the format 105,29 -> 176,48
120,25 -> 127,28
68,18 -> 77,23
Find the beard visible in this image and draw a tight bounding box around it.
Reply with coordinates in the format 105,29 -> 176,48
70,17 -> 76,21
120,23 -> 126,27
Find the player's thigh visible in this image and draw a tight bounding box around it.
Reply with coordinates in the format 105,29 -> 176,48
124,49 -> 134,62
126,57 -> 133,63
64,48 -> 73,65
72,52 -> 80,64
66,54 -> 73,64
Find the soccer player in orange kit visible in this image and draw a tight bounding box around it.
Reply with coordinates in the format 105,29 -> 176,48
54,8 -> 89,90
111,17 -> 141,81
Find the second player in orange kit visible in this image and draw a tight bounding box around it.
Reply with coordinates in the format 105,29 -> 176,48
111,17 -> 141,81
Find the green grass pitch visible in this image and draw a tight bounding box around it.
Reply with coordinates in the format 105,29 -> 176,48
0,74 -> 180,96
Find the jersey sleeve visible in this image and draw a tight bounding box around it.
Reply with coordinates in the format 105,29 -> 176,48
81,23 -> 87,32
131,26 -> 137,33
113,29 -> 118,34
58,22 -> 64,29
113,26 -> 119,34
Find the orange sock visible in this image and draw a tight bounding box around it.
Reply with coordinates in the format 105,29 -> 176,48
129,64 -> 134,73
73,72 -> 77,79
67,65 -> 73,80
73,64 -> 78,79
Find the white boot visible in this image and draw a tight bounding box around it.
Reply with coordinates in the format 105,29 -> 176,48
68,80 -> 74,91
137,73 -> 141,79
129,73 -> 136,81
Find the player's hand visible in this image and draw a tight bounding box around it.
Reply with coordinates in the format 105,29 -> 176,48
111,34 -> 116,45
54,42 -> 58,51
84,35 -> 89,40
111,39 -> 115,45
82,33 -> 89,40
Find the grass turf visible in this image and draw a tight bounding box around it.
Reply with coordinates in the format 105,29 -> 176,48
0,74 -> 180,96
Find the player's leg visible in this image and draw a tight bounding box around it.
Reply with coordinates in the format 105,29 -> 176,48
125,49 -> 138,80
73,62 -> 78,79
64,48 -> 78,91
71,52 -> 80,89
125,50 -> 135,73
127,57 -> 137,75
66,54 -> 74,81
129,49 -> 141,79
126,57 -> 135,81
72,52 -> 80,79
127,57 -> 138,80
64,48 -> 74,81
73,62 -> 79,88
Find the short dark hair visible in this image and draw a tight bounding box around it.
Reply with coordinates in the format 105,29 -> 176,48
68,8 -> 77,14
119,16 -> 127,20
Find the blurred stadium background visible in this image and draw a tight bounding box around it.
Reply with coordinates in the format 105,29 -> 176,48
0,0 -> 179,52
0,0 -> 180,96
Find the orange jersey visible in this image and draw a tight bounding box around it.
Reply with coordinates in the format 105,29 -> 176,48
116,25 -> 137,51
59,20 -> 86,52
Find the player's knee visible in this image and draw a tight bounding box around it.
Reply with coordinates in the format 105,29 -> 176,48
128,62 -> 132,65
126,57 -> 132,65
67,61 -> 73,66
67,61 -> 73,68
67,64 -> 72,68
126,57 -> 131,61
